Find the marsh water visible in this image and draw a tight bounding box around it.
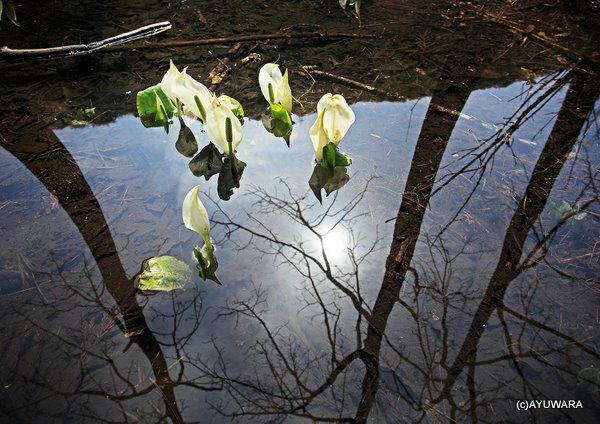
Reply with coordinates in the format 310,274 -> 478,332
1,1 -> 599,422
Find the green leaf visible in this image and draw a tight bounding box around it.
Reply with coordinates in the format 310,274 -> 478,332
219,95 -> 245,119
334,150 -> 352,166
551,200 -> 588,224
71,120 -> 92,127
138,256 -> 193,291
74,107 -> 96,120
193,245 -> 222,285
273,119 -> 293,146
188,143 -> 224,180
71,107 -> 97,126
270,103 -> 292,125
309,162 -> 350,204
136,84 -> 175,129
322,143 -> 337,170
262,111 -> 293,146
321,143 -> 352,168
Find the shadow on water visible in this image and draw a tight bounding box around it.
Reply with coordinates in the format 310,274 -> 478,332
0,0 -> 599,422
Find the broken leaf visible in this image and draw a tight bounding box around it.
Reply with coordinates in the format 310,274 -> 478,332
138,256 -> 193,291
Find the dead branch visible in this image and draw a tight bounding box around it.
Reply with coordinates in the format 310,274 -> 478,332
107,31 -> 377,52
0,21 -> 172,60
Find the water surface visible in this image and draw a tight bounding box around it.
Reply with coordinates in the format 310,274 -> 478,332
0,1 -> 599,422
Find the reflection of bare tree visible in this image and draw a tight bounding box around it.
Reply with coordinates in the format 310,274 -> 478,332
434,70 -> 575,235
193,67 -> 482,421
193,67 -> 599,423
431,71 -> 600,409
0,122 -> 218,422
356,67 -> 481,422
204,179 -> 378,421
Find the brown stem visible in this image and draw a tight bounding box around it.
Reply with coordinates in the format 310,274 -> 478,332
107,31 -> 376,51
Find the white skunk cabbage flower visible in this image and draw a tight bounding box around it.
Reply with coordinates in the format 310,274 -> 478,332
309,93 -> 355,160
161,60 -> 212,122
204,96 -> 243,155
259,63 -> 292,113
182,185 -> 211,247
160,60 -> 180,99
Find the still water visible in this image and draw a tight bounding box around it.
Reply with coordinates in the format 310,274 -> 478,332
1,0 -> 599,422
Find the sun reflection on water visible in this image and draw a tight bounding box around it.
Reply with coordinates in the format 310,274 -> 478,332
321,227 -> 350,263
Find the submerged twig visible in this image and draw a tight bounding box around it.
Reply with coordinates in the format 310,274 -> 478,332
206,43 -> 242,91
472,10 -> 599,65
0,21 -> 172,60
105,31 -> 377,51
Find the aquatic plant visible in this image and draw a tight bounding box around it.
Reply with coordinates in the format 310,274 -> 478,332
183,184 -> 221,284
204,96 -> 243,155
183,185 -> 212,249
259,63 -> 294,145
259,63 -> 292,114
137,60 -> 245,135
161,60 -> 212,123
309,93 -> 355,164
137,61 -> 247,200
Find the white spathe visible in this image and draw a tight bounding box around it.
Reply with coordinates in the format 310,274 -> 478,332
160,61 -> 212,122
258,63 -> 293,113
309,112 -> 329,161
160,60 -> 180,101
309,93 -> 355,160
182,185 -> 211,247
204,96 -> 243,155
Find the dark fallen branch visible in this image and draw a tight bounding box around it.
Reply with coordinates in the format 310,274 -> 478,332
104,31 -> 377,51
0,21 -> 172,60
